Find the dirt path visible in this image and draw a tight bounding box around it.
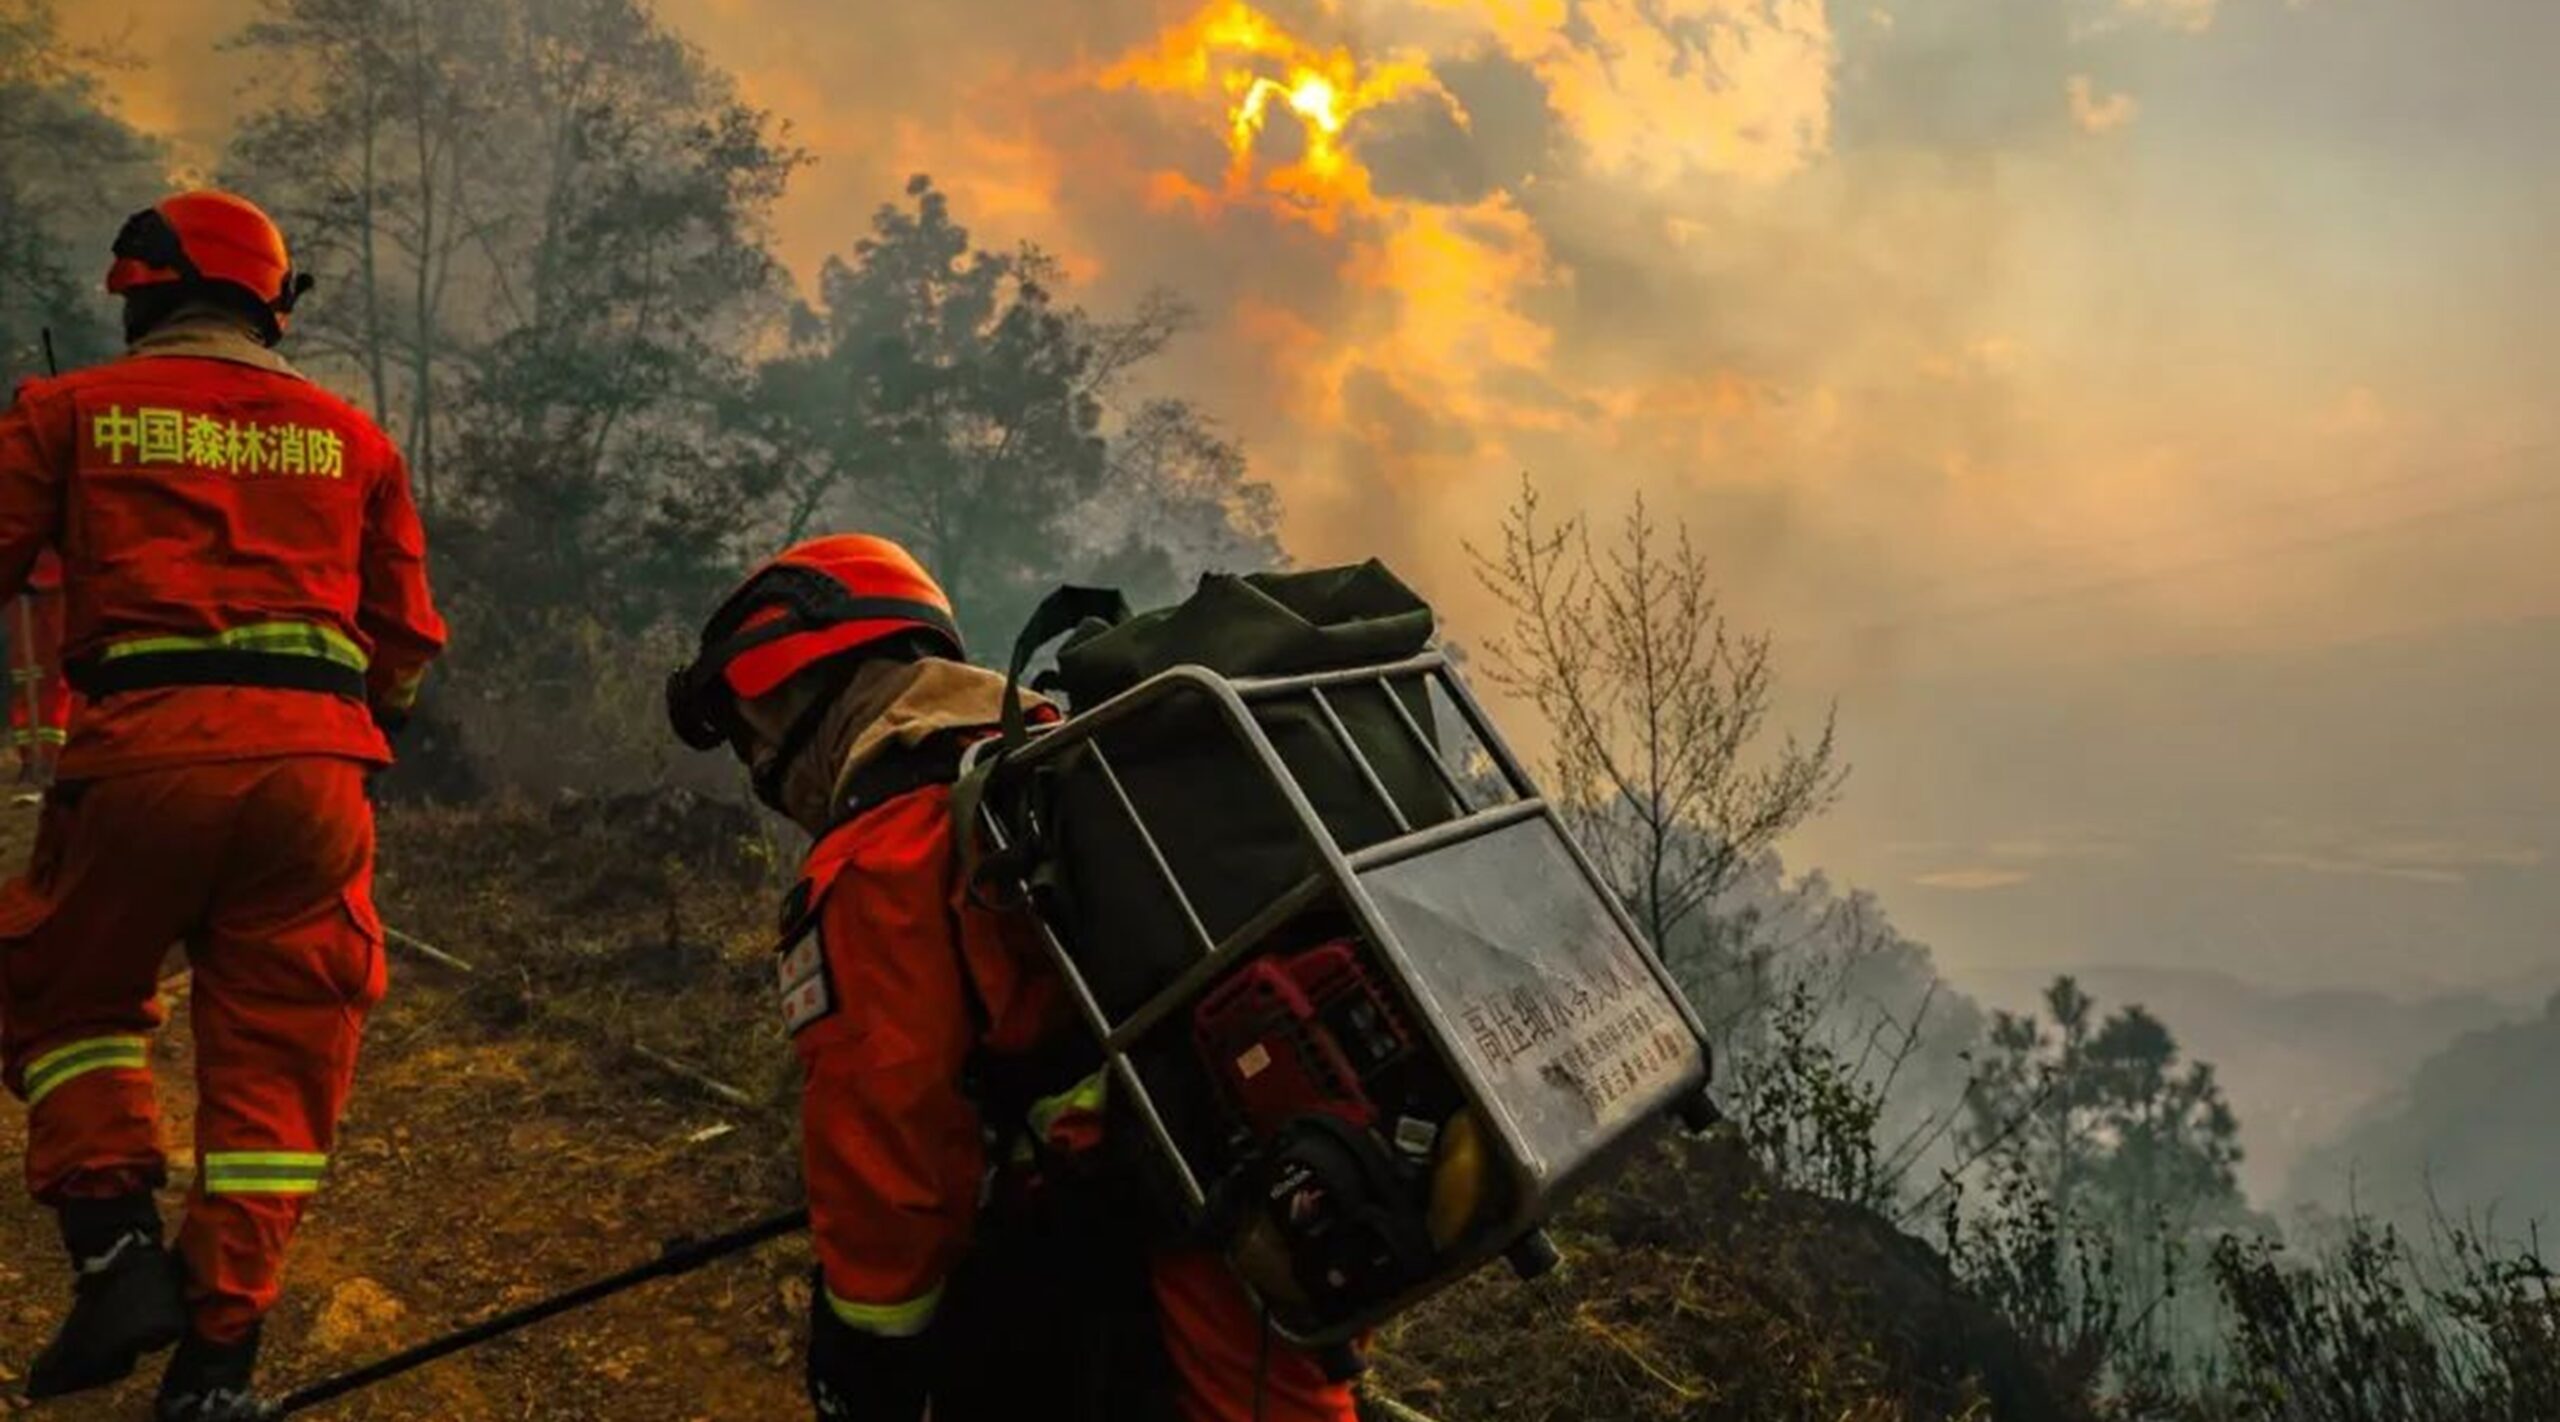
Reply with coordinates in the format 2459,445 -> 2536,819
0,802 -> 811,1420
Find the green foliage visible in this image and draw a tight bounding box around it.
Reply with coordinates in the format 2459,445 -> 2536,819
233,0 -> 801,652
2203,1217 -> 2560,1421
741,175 -> 1279,656
2288,993 -> 2560,1236
228,11 -> 1279,788
1947,977 -> 2245,1392
1937,1151 -> 2136,1396
0,0 -> 163,372
1963,976 -> 2247,1243
227,0 -> 810,787
1730,976 -> 1894,1209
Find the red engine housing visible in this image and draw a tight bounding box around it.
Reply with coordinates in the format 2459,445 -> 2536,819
1194,941 -> 1413,1135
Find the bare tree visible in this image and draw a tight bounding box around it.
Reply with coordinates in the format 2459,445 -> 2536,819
1469,475 -> 1846,956
229,0 -> 510,507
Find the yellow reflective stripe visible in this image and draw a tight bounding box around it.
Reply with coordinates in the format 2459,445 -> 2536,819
382,666 -> 426,710
1025,1070 -> 1109,1142
98,621 -> 367,673
202,1151 -> 331,1197
825,1284 -> 943,1338
24,1036 -> 150,1107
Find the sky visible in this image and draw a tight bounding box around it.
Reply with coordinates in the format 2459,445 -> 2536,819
68,0 -> 2560,1000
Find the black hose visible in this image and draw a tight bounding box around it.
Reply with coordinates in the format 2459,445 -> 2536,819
275,1207 -> 808,1416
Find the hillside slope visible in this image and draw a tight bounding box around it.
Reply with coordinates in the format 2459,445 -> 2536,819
2286,991 -> 2560,1230
0,798 -> 808,1418
1968,964 -> 2517,1203
4,794 -> 2090,1420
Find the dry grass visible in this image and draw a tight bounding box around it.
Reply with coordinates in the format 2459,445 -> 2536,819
368,791 -> 2101,1422
1367,1134 -> 2092,1422
374,788 -> 800,1127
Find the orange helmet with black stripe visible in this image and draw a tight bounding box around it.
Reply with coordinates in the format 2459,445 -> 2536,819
666,533 -> 964,754
104,190 -> 313,344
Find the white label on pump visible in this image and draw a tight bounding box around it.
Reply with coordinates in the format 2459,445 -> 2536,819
1235,1044 -> 1273,1080
1356,816 -> 1708,1184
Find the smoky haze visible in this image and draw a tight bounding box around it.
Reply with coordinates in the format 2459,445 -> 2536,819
68,0 -> 2560,1171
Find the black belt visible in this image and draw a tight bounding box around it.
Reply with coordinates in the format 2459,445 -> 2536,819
70,650 -> 367,701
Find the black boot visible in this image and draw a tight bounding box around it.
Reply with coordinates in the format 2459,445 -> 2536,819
24,1194 -> 188,1399
156,1324 -> 277,1422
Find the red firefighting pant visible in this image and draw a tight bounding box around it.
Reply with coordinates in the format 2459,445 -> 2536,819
1151,1250 -> 1358,1422
0,757 -> 385,1343
4,590 -> 70,782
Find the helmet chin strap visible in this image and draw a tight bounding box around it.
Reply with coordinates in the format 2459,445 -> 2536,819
749,679 -> 846,816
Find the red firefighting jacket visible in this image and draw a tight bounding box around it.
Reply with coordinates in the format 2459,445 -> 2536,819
0,318 -> 445,777
782,662 -> 1080,1341
6,548 -> 74,755
23,546 -> 60,594
782,661 -> 1355,1422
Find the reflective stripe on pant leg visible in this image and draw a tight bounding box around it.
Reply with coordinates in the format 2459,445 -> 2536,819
15,1032 -> 164,1202
202,1151 -> 331,1197
1025,1069 -> 1108,1142
22,1035 -> 149,1107
826,1284 -> 944,1338
180,758 -> 380,1342
1016,1067 -> 1110,1165
1,771 -> 214,1203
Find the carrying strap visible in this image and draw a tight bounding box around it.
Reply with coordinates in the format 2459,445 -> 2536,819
948,754 -> 1007,910
998,586 -> 1129,758
807,734 -> 1106,1168
960,585 -> 1129,909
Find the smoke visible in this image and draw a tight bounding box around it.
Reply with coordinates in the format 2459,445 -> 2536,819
71,0 -> 2558,649
63,0 -> 2560,985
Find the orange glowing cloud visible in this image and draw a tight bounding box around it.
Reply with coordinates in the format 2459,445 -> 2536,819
1342,198 -> 1555,397
1078,0 -> 1853,549
1098,0 -> 1451,233
1418,0 -> 1836,185
1086,0 -> 1573,527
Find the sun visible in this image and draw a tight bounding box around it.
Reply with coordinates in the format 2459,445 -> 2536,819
1099,1 -> 1449,229
1287,73 -> 1343,134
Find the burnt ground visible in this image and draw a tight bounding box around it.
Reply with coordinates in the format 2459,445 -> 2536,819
0,796 -> 810,1420
0,792 -> 2091,1422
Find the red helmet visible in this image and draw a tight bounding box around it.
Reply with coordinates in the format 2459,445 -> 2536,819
104,190 -> 313,342
666,534 -> 964,751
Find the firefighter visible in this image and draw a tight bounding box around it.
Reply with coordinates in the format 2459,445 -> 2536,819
5,547 -> 75,797
666,534 -> 1359,1422
0,190 -> 445,1420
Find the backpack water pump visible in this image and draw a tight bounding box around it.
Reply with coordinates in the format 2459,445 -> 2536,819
963,565 -> 1720,1348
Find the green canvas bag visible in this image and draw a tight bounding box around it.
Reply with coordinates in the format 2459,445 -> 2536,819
987,561 -> 1461,1023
